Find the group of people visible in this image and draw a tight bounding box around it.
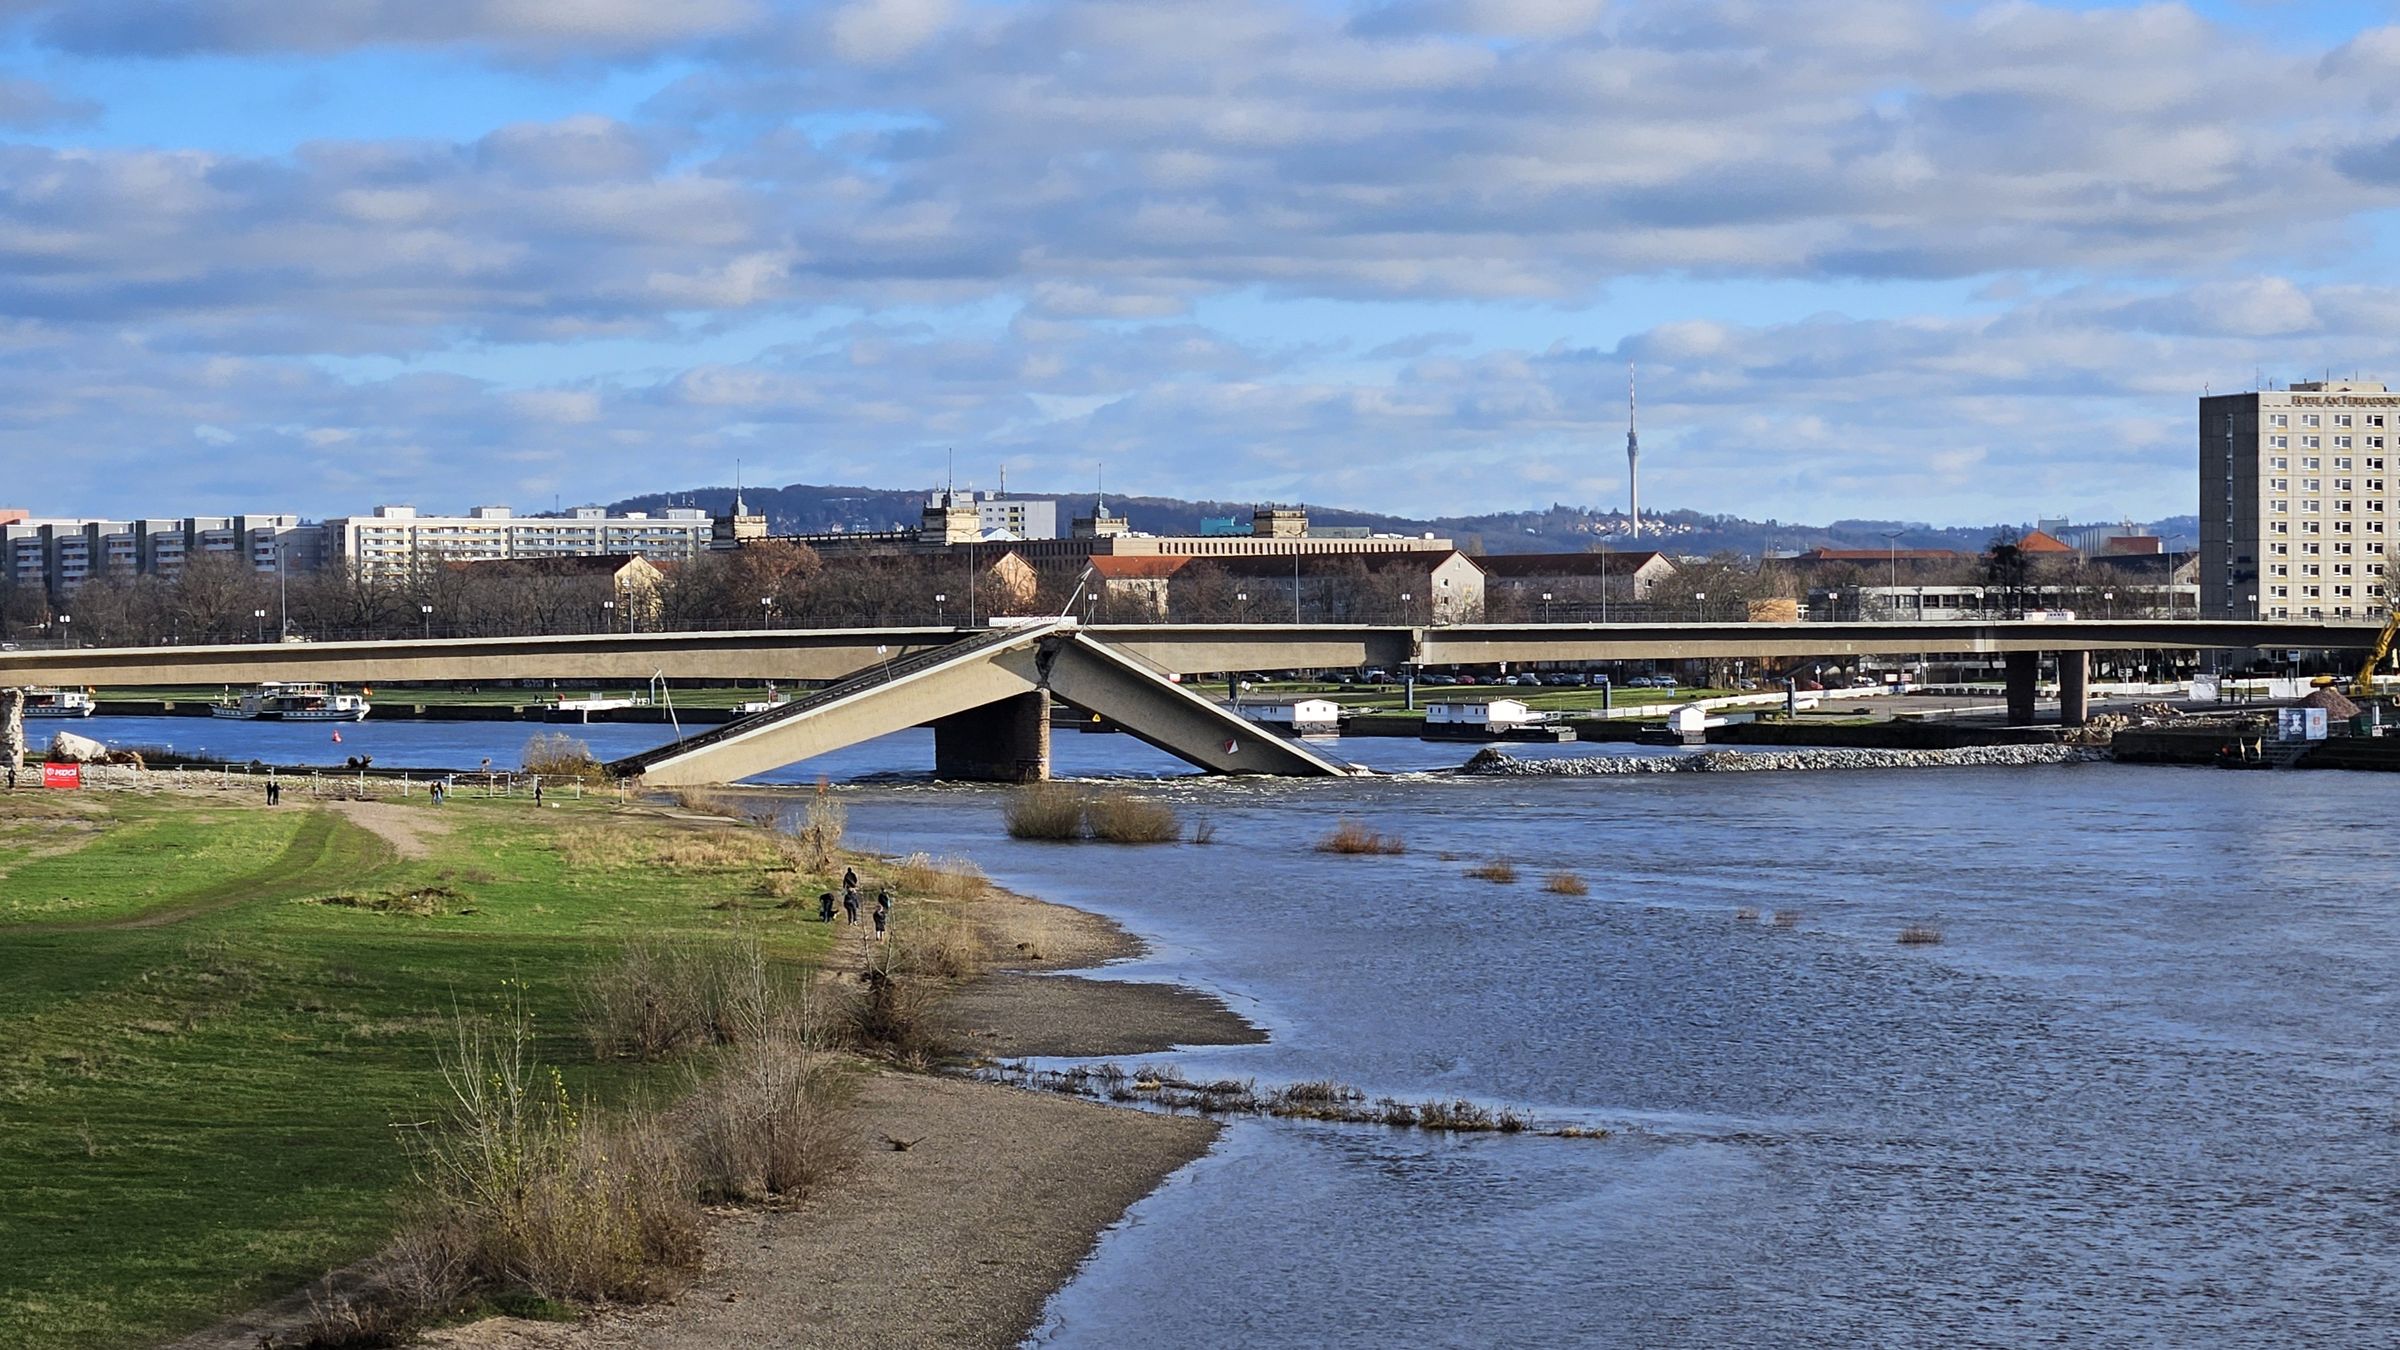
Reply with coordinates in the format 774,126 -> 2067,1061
263,779 -> 283,805
819,865 -> 895,934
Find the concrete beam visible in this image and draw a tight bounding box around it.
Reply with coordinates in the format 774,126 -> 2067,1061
0,627 -> 965,688
630,645 -> 1043,786
1041,635 -> 1358,776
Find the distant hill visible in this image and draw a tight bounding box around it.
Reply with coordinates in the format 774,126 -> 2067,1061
605,483 -> 2198,558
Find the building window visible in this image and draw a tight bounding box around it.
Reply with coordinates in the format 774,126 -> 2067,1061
2273,521 -> 2291,534
2271,413 -> 2289,427
2306,457 -> 2322,469
2303,563 -> 2321,576
2306,478 -> 2323,492
2305,436 -> 2322,448
2272,456 -> 2290,469
2305,414 -> 2321,427
2272,542 -> 2289,555
2271,436 -> 2290,449
2338,414 -> 2355,427
2304,586 -> 2321,598
2338,478 -> 2355,491
2372,415 -> 2387,427
2302,499 -> 2319,512
2304,541 -> 2321,553
2271,499 -> 2289,513
2337,563 -> 2355,576
2272,586 -> 2289,598
2338,542 -> 2357,555
2271,564 -> 2289,576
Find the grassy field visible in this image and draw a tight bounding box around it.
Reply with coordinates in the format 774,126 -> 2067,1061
0,788 -> 836,1350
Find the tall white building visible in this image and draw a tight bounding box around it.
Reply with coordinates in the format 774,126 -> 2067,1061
325,505 -> 715,574
2201,381 -> 2398,619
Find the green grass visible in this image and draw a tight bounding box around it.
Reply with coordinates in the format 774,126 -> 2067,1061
0,791 -> 835,1350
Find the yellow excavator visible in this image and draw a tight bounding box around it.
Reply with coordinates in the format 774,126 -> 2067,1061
2342,608 -> 2400,698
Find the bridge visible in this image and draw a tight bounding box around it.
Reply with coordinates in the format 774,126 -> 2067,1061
0,617 -> 2378,784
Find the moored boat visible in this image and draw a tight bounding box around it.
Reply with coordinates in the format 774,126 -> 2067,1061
21,686 -> 96,718
209,682 -> 372,722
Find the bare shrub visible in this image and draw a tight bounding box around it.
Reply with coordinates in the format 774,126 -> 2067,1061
581,945 -> 716,1060
1897,924 -> 1944,946
756,870 -> 799,900
1084,790 -> 1180,843
1316,819 -> 1405,855
669,788 -> 744,819
411,990 -> 703,1306
795,778 -> 845,873
1003,783 -> 1087,840
1543,871 -> 1588,896
1465,859 -> 1519,884
1189,817 -> 1218,845
520,732 -> 608,783
684,965 -> 853,1204
891,850 -> 986,901
841,941 -> 949,1063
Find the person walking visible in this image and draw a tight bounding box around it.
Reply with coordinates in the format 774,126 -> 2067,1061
872,891 -> 889,936
842,865 -> 859,892
842,887 -> 860,925
818,891 -> 837,922
532,779 -> 544,807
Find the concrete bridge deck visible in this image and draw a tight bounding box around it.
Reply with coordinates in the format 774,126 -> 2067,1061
2,617 -> 2376,783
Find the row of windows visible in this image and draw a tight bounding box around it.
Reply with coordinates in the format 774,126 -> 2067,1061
2267,520 -> 2386,534
2267,500 -> 2384,515
2269,585 -> 2365,600
2269,412 -> 2391,428
2268,436 -> 2386,450
2269,562 -> 2380,577
2267,456 -> 2384,471
2266,541 -> 2364,556
2269,478 -> 2382,492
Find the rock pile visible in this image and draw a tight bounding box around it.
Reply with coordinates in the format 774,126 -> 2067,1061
1458,745 -> 2109,776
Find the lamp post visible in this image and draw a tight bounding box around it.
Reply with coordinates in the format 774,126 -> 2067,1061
1541,591 -> 1553,624
759,596 -> 774,629
276,541 -> 289,637
420,604 -> 433,640
1400,591 -> 1412,626
1694,590 -> 1707,622
2103,590 -> 2114,619
253,608 -> 266,643
934,592 -> 947,627
1292,554 -> 1302,625
1881,529 -> 1903,604
601,599 -> 616,634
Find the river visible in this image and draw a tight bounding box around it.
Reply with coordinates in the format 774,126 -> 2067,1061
833,766 -> 2400,1349
60,716 -> 2400,1344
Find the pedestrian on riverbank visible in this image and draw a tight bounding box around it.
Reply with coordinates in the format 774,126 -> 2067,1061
843,887 -> 859,924
843,865 -> 859,892
873,891 -> 889,935
533,779 -> 544,807
819,891 -> 836,922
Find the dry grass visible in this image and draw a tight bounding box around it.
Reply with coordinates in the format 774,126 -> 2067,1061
889,908 -> 983,981
1542,871 -> 1588,895
682,953 -> 853,1204
520,731 -> 609,783
1317,819 -> 1405,856
1897,924 -> 1945,946
554,826 -> 778,875
1083,791 -> 1180,843
1003,783 -> 1087,840
889,850 -> 986,901
1465,859 -> 1519,884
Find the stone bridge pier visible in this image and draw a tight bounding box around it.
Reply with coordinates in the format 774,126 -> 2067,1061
2004,651 -> 2090,727
930,691 -> 1051,783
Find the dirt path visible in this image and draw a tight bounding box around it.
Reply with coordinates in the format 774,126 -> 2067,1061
322,798 -> 455,861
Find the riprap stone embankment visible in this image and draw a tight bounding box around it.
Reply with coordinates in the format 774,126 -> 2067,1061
1458,745 -> 2110,776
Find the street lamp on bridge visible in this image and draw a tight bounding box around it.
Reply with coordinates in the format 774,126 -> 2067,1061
420,604 -> 433,640
253,608 -> 266,643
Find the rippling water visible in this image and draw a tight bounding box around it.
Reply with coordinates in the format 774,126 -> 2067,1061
832,766 -> 2400,1349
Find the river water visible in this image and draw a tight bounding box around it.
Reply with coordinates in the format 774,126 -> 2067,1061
834,766 -> 2400,1349
61,716 -> 2400,1344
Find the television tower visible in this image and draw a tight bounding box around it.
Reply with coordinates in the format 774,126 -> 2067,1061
1626,363 -> 1641,540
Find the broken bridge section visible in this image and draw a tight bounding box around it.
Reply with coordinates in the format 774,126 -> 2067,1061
608,621 -> 1360,786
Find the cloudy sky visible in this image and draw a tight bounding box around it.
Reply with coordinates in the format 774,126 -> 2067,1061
4,0 -> 2400,525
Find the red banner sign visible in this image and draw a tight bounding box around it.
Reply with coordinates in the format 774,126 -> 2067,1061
42,762 -> 81,789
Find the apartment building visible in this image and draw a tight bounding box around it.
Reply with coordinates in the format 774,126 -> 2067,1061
326,505 -> 715,574
0,514 -> 326,594
2200,380 -> 2399,619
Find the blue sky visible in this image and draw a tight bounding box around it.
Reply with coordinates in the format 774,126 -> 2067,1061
5,0 -> 2400,527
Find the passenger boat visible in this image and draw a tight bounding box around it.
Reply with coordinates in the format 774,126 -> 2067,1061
21,686 -> 96,718
209,682 -> 372,722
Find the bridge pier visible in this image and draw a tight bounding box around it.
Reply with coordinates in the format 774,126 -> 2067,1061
2,688 -> 22,779
931,691 -> 1050,783
2057,651 -> 2089,728
2005,652 -> 2040,725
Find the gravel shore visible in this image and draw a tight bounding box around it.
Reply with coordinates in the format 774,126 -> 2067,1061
1459,744 -> 2111,776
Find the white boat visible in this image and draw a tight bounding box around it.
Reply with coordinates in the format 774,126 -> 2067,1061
209,682 -> 372,722
22,687 -> 96,718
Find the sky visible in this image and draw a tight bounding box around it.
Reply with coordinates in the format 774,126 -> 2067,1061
5,0 -> 2400,527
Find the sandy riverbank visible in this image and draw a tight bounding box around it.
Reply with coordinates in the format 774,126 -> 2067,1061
416,870 -> 1257,1350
